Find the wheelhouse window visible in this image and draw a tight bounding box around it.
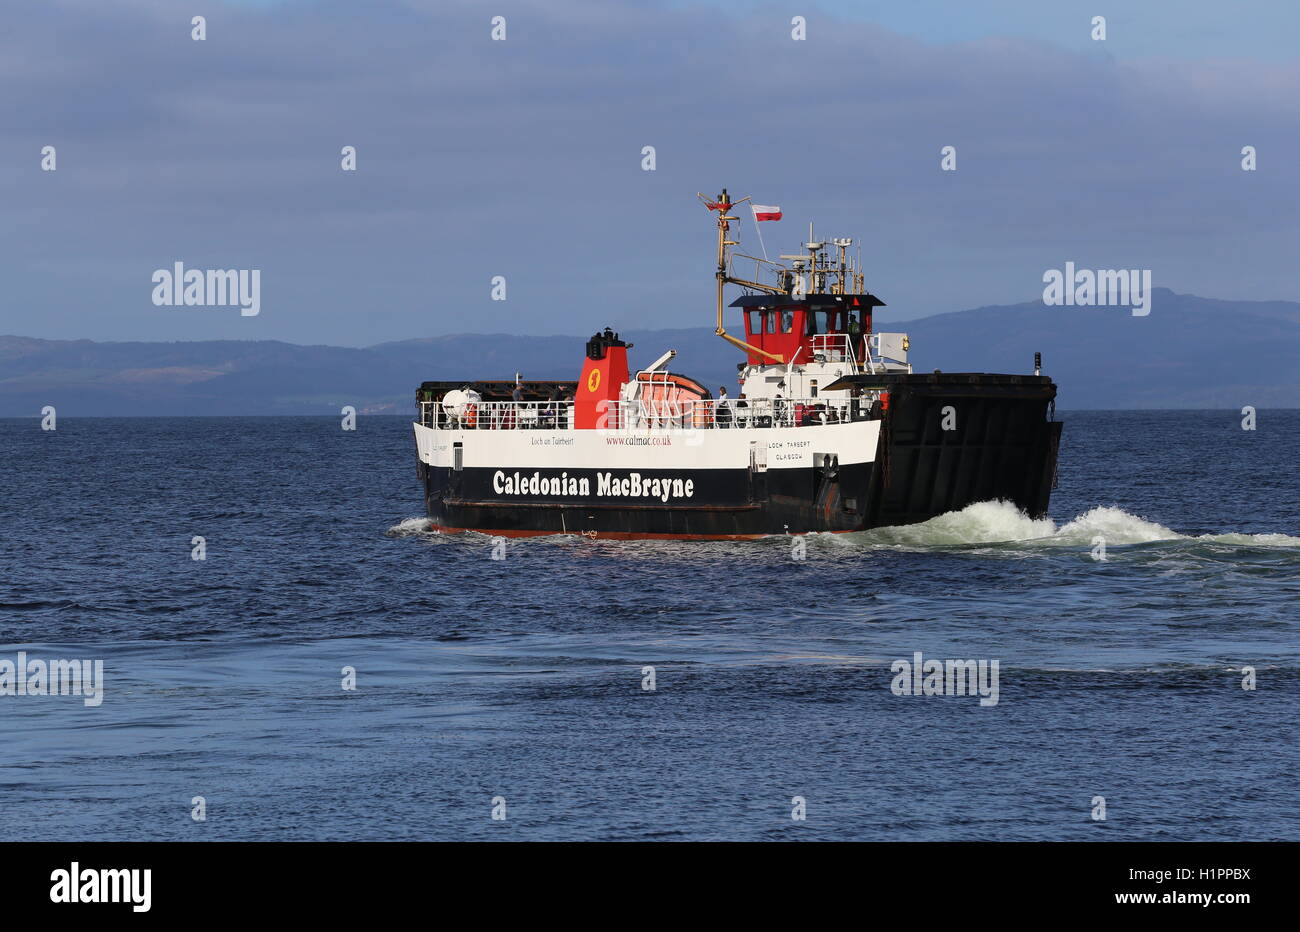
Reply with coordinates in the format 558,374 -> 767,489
807,307 -> 845,334
742,305 -> 810,340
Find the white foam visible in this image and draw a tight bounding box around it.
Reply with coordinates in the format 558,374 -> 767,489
862,499 -> 1054,546
386,517 -> 433,537
1195,531 -> 1300,547
1053,506 -> 1179,544
858,500 -> 1300,549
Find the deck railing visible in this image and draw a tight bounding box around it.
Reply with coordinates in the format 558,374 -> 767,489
811,333 -> 860,370
423,400 -> 574,430
421,396 -> 872,431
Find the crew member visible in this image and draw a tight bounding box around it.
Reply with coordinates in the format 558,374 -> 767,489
506,380 -> 523,430
541,386 -> 559,429
848,315 -> 862,359
716,386 -> 732,428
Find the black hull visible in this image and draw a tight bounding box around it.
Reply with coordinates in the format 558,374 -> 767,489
421,373 -> 1060,538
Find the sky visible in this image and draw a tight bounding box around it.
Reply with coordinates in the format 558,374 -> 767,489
3,0 -> 1299,346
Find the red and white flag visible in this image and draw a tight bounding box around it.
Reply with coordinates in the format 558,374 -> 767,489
751,204 -> 782,222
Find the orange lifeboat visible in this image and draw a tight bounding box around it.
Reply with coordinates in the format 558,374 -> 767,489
635,371 -> 711,427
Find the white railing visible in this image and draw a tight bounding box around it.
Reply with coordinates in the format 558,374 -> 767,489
423,400 -> 574,430
615,396 -> 860,429
422,396 -> 875,431
811,333 -> 860,372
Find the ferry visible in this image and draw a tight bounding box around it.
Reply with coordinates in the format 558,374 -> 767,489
412,190 -> 1061,539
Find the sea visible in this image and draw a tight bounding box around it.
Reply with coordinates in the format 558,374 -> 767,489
1,411 -> 1297,841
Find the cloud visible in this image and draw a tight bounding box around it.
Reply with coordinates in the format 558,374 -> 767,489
3,0 -> 1298,345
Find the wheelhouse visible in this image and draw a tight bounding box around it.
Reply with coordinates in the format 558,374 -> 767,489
730,293 -> 887,366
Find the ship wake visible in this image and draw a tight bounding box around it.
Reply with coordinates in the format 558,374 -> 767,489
853,500 -> 1300,551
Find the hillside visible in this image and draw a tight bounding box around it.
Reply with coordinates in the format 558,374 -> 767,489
2,290 -> 1296,414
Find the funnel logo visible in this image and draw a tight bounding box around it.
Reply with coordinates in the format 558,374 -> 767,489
587,370 -> 601,392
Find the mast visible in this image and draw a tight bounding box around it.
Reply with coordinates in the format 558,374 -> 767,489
698,187 -> 863,364
700,189 -> 785,364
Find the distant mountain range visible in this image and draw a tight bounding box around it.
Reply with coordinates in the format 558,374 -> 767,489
2,289 -> 1297,415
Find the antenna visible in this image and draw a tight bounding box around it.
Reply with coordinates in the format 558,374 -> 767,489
832,238 -> 852,295
703,187 -> 782,363
803,221 -> 825,292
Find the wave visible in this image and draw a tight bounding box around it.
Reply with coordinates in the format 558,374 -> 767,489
384,517 -> 433,537
1053,506 -> 1181,545
855,500 -> 1300,550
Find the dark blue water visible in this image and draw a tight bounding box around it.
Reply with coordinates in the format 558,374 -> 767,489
2,412 -> 1297,840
